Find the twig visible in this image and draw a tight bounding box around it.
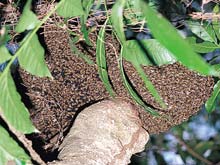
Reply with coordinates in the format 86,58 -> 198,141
0,111 -> 46,165
173,134 -> 213,165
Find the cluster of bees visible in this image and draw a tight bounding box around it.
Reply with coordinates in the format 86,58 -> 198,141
18,24 -> 214,152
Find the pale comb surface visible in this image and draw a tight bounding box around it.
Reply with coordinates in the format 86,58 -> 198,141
19,25 -> 214,148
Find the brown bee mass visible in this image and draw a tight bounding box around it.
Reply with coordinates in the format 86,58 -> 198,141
18,25 -> 214,150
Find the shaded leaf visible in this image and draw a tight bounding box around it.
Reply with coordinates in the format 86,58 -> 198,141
56,0 -> 84,18
187,21 -> 216,43
194,141 -> 214,155
205,80 -> 220,113
119,47 -> 159,116
0,71 -> 36,133
186,37 -> 219,53
122,40 -> 167,109
213,21 -> 220,41
69,39 -> 94,65
111,0 -> 126,44
15,0 -> 40,33
0,27 -> 10,45
0,125 -> 30,164
0,45 -> 11,64
140,39 -> 176,65
140,2 -> 217,76
18,34 -> 52,77
96,21 -> 115,97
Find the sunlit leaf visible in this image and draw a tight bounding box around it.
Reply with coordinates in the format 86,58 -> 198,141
122,40 -> 151,66
205,80 -> 220,113
0,72 -> 36,133
18,34 -> 52,77
140,39 -> 176,65
15,0 -> 40,33
56,0 -> 84,18
186,37 -> 219,53
96,21 -> 115,97
111,0 -> 126,44
0,45 -> 11,64
140,2 -> 217,76
187,21 -> 216,43
82,0 -> 94,17
0,125 -> 30,165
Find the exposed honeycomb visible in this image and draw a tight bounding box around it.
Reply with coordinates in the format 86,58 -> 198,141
17,23 -> 214,152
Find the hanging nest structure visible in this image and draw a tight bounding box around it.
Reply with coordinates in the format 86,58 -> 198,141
1,1 -> 214,153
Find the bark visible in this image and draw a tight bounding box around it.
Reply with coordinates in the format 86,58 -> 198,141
49,99 -> 149,165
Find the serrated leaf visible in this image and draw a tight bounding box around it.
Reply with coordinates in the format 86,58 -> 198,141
96,21 -> 115,97
122,40 -> 151,66
186,37 -> 219,53
205,80 -> 220,113
187,21 -> 216,43
111,0 -> 126,44
0,45 -> 12,64
140,2 -> 217,76
18,34 -> 52,77
0,72 -> 36,133
140,39 -> 176,65
56,0 -> 84,18
0,125 -> 30,164
15,0 -> 40,33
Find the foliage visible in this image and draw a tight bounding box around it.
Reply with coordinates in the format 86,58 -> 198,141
0,0 -> 220,164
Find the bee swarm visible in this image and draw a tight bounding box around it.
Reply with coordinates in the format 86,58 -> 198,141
18,25 -> 214,151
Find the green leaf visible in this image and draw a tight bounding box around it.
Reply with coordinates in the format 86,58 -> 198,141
213,21 -> 220,41
15,0 -> 40,33
122,40 -> 151,66
111,0 -> 126,44
122,40 -> 167,109
0,46 -> 12,63
187,21 -> 216,43
205,80 -> 220,113
80,16 -> 92,46
18,34 -> 52,77
69,39 -> 94,65
140,39 -> 176,65
56,0 -> 84,18
140,2 -> 216,76
0,125 -> 30,164
96,20 -> 115,97
186,37 -> 219,53
82,0 -> 94,18
0,27 -> 10,45
194,141 -> 214,155
213,4 -> 219,14
119,47 -> 159,116
0,71 -> 36,133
